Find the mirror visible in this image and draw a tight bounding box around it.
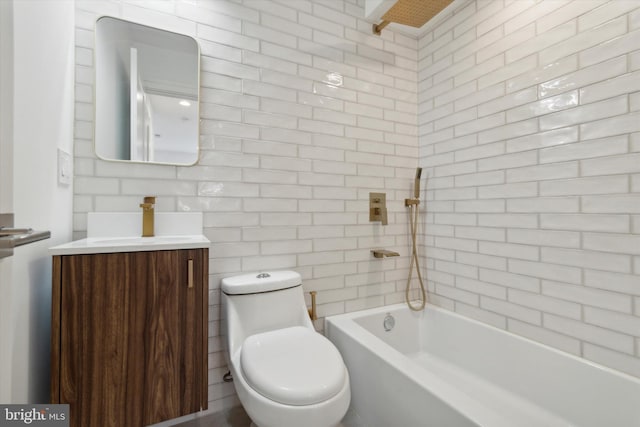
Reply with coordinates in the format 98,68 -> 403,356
95,17 -> 200,165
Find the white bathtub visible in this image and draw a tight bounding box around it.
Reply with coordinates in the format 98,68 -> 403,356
325,304 -> 640,427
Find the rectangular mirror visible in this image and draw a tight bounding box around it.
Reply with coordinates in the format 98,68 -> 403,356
95,16 -> 200,165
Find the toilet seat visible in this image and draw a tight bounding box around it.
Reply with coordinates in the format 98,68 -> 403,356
240,326 -> 346,406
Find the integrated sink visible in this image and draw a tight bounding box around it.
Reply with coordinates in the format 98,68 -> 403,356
49,212 -> 210,255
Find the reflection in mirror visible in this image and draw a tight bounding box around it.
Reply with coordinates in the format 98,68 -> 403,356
95,17 -> 200,165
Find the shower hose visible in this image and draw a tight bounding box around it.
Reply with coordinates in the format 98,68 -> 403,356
406,199 -> 427,311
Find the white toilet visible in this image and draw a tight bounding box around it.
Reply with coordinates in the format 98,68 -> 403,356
221,271 -> 350,427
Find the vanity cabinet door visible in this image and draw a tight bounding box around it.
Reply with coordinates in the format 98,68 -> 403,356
51,249 -> 208,427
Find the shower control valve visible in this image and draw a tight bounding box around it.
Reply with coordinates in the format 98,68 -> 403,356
369,192 -> 388,225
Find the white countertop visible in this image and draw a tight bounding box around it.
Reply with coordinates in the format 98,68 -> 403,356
49,234 -> 210,255
49,211 -> 210,255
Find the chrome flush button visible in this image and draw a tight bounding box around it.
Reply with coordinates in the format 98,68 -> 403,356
256,273 -> 271,279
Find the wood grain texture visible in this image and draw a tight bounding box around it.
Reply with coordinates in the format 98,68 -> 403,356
200,248 -> 209,411
53,249 -> 207,427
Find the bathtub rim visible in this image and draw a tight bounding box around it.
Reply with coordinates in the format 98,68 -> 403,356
326,303 -> 640,387
326,304 -> 502,426
326,303 -> 640,426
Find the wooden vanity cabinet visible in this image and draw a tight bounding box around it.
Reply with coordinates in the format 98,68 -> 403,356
51,248 -> 208,427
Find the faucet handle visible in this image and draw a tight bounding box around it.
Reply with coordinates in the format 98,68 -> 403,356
143,196 -> 156,205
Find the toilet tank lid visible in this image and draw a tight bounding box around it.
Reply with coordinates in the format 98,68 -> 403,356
221,270 -> 301,295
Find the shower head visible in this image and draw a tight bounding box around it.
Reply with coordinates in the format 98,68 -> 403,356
373,0 -> 455,35
414,167 -> 422,199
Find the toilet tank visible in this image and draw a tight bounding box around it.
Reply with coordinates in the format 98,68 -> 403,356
222,270 -> 301,295
221,271 -> 313,355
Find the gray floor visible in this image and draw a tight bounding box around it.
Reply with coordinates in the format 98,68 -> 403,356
173,405 -> 365,427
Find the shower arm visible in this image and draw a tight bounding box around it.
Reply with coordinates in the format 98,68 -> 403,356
372,20 -> 390,35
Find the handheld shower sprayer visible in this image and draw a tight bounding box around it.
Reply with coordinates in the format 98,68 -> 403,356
414,167 -> 423,199
405,166 -> 426,311
405,167 -> 423,206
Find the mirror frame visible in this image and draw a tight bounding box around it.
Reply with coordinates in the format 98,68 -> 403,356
93,16 -> 201,166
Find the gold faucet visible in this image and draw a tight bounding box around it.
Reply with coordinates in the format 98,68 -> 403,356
139,196 -> 156,237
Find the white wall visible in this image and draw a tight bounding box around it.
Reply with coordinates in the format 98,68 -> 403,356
418,0 -> 640,378
0,0 -> 12,213
0,0 -> 75,403
73,0 -> 419,412
0,0 -> 15,404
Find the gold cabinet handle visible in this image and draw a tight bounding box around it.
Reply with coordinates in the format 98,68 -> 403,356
188,259 -> 194,288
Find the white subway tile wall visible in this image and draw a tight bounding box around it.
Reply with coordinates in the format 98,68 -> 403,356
420,0 -> 640,380
74,0 -> 419,412
73,0 -> 640,413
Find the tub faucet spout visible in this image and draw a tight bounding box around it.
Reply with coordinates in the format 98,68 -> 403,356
139,196 -> 156,237
371,249 -> 400,258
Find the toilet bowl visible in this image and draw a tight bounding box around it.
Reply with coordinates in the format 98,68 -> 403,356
221,271 -> 350,427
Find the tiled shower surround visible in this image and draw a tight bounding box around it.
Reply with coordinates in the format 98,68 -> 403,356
419,0 -> 640,380
72,0 -> 640,412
